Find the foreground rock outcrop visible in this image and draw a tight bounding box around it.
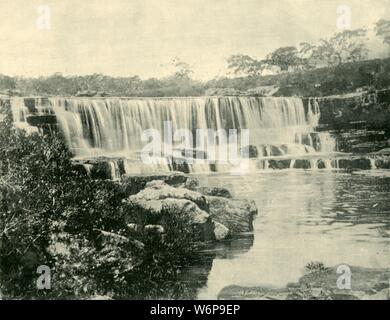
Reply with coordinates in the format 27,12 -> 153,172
122,174 -> 257,242
206,196 -> 257,234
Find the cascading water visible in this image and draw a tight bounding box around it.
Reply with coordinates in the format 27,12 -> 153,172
10,97 -> 39,134
12,96 -> 337,175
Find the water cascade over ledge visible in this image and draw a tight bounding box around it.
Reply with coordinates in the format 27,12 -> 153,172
12,96 -> 338,176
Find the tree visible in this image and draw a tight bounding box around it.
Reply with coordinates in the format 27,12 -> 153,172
311,39 -> 339,67
375,19 -> 390,47
311,28 -> 369,67
226,54 -> 264,77
298,42 -> 318,69
170,57 -> 194,79
330,28 -> 369,64
266,46 -> 302,71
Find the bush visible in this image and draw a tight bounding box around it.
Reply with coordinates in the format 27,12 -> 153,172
0,111 -> 201,299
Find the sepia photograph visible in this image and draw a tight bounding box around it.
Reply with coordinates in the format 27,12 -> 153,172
0,0 -> 389,306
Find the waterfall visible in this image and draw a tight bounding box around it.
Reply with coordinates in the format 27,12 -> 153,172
10,97 -> 39,134
13,96 -> 338,175
369,158 -> 377,170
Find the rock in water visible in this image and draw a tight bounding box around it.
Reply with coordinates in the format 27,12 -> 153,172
133,180 -> 209,211
196,186 -> 232,198
213,222 -> 230,240
124,179 -> 257,241
206,196 -> 257,234
240,145 -> 259,158
120,172 -> 188,196
125,181 -> 215,241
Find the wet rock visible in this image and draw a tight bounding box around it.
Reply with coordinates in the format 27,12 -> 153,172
338,158 -> 372,170
268,160 -> 290,169
213,222 -> 230,241
72,158 -> 125,180
375,148 -> 390,155
26,115 -> 57,126
241,145 -> 259,158
317,91 -> 390,130
128,197 -> 214,241
269,145 -> 284,156
93,160 -> 124,180
196,186 -> 232,198
139,180 -> 209,211
174,148 -> 207,160
293,159 -> 311,169
24,98 -> 37,113
297,265 -> 390,296
184,177 -> 199,190
120,172 -> 188,195
362,289 -> 390,300
206,196 -> 257,234
375,158 -> 390,169
352,142 -> 387,153
219,285 -> 289,300
125,181 -> 214,241
317,159 -> 326,169
168,158 -> 190,174
218,265 -> 390,300
124,178 -> 256,242
333,129 -> 388,154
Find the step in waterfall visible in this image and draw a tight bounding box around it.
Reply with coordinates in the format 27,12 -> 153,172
11,96 -> 342,176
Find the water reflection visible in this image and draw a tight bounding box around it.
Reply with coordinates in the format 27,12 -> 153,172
192,170 -> 390,299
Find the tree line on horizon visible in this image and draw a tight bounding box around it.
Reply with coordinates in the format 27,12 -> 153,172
226,19 -> 390,77
0,19 -> 390,97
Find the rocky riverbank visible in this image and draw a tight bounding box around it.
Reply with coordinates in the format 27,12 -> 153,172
118,172 -> 257,242
218,264 -> 390,300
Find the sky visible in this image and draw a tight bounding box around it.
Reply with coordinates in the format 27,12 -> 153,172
0,0 -> 389,80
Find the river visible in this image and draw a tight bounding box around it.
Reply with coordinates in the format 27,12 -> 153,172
192,169 -> 390,299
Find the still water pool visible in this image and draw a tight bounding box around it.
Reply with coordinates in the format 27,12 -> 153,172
191,170 -> 390,299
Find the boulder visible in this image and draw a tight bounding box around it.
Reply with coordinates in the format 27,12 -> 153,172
26,115 -> 57,126
206,196 -> 257,234
240,145 -> 259,158
139,180 -> 209,211
72,158 -> 125,180
120,172 -> 188,195
268,160 -> 291,169
338,158 -> 372,170
293,159 -> 311,169
362,289 -> 390,300
128,197 -> 214,242
144,224 -> 165,235
213,222 -> 230,241
375,158 -> 390,169
125,181 -> 214,241
24,98 -> 37,113
376,148 -> 390,155
124,179 -> 257,241
196,186 -> 232,198
219,265 -> 390,300
183,177 -> 199,190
